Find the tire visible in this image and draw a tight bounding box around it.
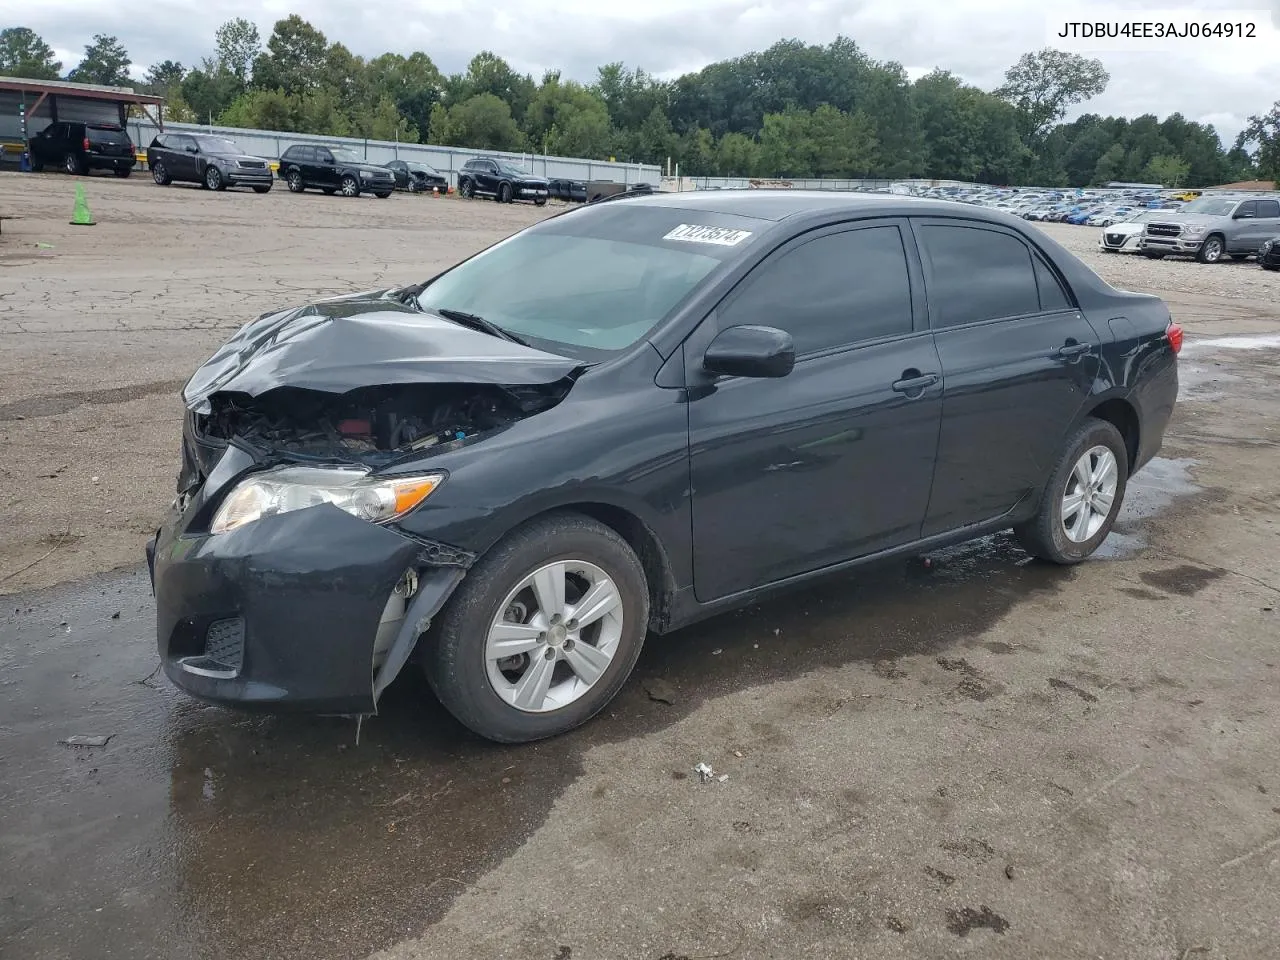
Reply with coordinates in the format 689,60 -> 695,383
1142,251 -> 1166,259
252,184 -> 271,194
497,181 -> 512,203
534,197 -> 547,207
31,155 -> 45,172
374,191 -> 392,199
64,152 -> 84,175
459,178 -> 474,198
1014,418 -> 1129,565
286,170 -> 305,193
204,165 -> 225,191
339,175 -> 360,197
151,161 -> 171,185
424,512 -> 649,743
1196,234 -> 1225,263
114,167 -> 132,178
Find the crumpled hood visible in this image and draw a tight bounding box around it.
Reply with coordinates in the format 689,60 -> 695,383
182,288 -> 581,411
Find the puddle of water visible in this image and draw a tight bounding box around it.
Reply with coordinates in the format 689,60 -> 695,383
1094,456 -> 1200,559
1180,333 -> 1280,355
1177,361 -> 1241,401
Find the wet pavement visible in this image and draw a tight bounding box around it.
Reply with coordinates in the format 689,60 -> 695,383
0,463 -> 1199,960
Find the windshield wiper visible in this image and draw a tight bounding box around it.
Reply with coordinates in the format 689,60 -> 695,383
434,308 -> 528,346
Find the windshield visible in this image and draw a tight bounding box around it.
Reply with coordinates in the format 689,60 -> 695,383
194,136 -> 241,153
414,212 -> 748,357
330,147 -> 363,163
1180,197 -> 1239,216
499,165 -> 532,177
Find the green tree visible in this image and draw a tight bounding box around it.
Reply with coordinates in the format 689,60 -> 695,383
759,106 -> 815,177
997,48 -> 1109,141
366,52 -> 443,143
219,88 -> 296,130
809,104 -> 877,177
0,27 -> 61,80
181,60 -> 242,123
679,127 -> 716,176
143,60 -> 185,90
215,18 -> 261,85
431,93 -> 525,150
352,94 -> 415,142
1092,143 -> 1126,184
252,15 -> 328,95
68,34 -> 131,86
525,75 -> 611,157
1241,100 -> 1280,182
1144,154 -> 1191,187
449,51 -> 535,121
714,131 -> 760,176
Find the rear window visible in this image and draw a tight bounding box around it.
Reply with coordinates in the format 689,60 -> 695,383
88,125 -> 130,143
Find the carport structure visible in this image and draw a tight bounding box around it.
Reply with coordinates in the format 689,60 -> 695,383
0,76 -> 165,165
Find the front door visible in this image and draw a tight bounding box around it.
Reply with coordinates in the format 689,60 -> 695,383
313,148 -> 338,189
173,135 -> 199,181
912,219 -> 1100,536
687,220 -> 943,601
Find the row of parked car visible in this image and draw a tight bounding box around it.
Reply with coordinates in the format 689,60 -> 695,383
26,122 -> 560,204
899,181 -> 1280,269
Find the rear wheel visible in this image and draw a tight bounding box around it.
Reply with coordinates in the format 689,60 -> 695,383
114,167 -> 132,178
374,191 -> 392,199
497,181 -> 512,203
151,161 -> 171,185
63,152 -> 84,175
425,513 -> 649,743
1196,234 -> 1225,263
1015,418 -> 1128,565
286,170 -> 305,193
459,178 -> 474,198
339,175 -> 360,197
252,184 -> 271,194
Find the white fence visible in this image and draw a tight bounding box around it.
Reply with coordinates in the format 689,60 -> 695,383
125,118 -> 662,188
666,176 -> 991,192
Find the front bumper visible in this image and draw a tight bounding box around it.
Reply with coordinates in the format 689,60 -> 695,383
225,167 -> 273,186
1140,236 -> 1202,254
148,448 -> 469,714
518,185 -> 550,200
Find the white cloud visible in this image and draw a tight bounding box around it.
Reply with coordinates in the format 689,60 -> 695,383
22,0 -> 1279,146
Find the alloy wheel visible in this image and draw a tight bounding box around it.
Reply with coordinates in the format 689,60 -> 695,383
1061,445 -> 1118,543
485,560 -> 624,713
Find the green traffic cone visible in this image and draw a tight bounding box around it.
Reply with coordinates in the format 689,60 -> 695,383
69,183 -> 95,226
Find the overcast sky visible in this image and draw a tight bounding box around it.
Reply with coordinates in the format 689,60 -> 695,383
23,0 -> 1280,146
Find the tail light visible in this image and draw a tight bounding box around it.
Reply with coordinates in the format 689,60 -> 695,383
1166,321 -> 1183,354
83,136 -> 91,151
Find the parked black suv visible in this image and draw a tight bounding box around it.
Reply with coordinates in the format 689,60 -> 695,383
146,133 -> 273,192
277,145 -> 395,198
29,121 -> 135,177
386,160 -> 450,194
457,157 -> 550,205
1261,235 -> 1280,271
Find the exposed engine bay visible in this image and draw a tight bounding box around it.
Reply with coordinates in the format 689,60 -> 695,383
195,380 -> 572,463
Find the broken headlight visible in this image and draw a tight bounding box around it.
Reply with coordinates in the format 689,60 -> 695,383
211,466 -> 443,535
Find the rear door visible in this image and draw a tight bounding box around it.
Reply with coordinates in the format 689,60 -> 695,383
1245,199 -> 1280,252
913,218 -> 1099,536
687,219 -> 943,600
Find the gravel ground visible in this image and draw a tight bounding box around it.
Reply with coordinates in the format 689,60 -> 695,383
1,173 -> 1279,960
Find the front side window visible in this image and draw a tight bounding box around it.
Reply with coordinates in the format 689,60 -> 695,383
918,224 -> 1040,328
330,147 -> 361,163
1235,201 -> 1257,219
716,226 -> 914,356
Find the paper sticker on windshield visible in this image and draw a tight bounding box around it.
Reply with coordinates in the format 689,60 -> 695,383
663,224 -> 753,246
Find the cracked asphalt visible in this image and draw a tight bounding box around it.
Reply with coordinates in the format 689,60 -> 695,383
2,172 -> 1280,960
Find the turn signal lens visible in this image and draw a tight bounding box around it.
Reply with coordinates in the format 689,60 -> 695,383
1166,322 -> 1183,354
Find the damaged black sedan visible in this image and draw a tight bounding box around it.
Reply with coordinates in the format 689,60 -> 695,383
149,192 -> 1179,743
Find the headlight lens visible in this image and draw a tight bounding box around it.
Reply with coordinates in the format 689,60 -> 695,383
1262,239 -> 1274,253
210,466 -> 443,535
359,169 -> 373,178
1181,224 -> 1207,238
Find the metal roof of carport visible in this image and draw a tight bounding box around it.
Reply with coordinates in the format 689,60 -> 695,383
0,76 -> 165,106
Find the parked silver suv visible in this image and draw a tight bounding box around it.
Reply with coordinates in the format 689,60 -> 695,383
1140,195 -> 1280,263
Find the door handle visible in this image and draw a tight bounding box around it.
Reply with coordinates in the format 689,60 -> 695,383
891,372 -> 939,394
1056,341 -> 1091,359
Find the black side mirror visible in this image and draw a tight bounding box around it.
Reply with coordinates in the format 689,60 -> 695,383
703,325 -> 795,379
186,145 -> 198,153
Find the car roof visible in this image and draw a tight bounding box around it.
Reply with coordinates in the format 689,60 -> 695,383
598,189 -> 997,223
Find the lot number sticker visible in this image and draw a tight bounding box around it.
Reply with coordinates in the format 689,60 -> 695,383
663,224 -> 754,246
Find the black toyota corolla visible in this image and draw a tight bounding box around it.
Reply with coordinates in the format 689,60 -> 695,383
148,191 -> 1180,743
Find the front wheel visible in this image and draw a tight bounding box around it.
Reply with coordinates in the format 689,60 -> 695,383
1015,418 -> 1128,565
497,181 -> 512,203
534,197 -> 547,207
1196,234 -> 1225,263
252,184 -> 271,194
204,166 -> 225,191
374,191 -> 392,199
286,170 -> 305,193
339,175 -> 360,197
425,513 -> 649,743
